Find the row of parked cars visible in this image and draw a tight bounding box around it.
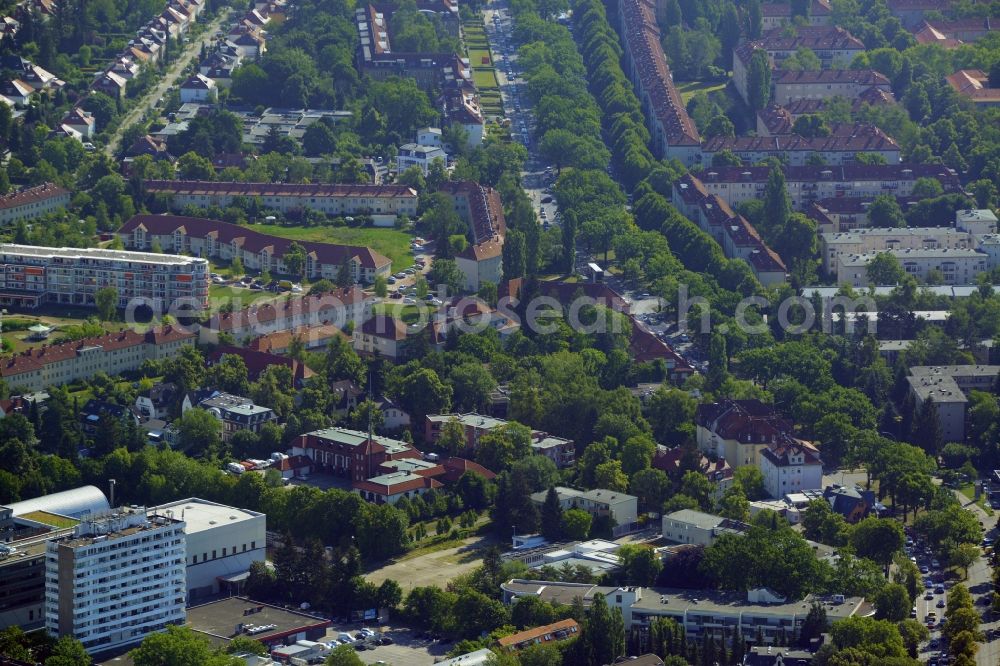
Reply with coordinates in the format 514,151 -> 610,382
324,628 -> 394,652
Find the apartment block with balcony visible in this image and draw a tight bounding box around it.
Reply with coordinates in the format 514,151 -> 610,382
44,507 -> 186,654
0,244 -> 209,311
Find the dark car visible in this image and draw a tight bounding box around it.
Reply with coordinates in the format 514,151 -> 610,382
380,637 -> 394,645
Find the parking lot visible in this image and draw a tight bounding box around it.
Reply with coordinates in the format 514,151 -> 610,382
319,626 -> 453,665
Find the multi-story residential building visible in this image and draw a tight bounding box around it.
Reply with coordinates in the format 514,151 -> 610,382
946,69 -> 1000,108
837,248 -> 988,287
140,181 -> 417,224
437,181 -> 506,292
151,498 -> 266,603
671,174 -> 787,286
820,227 -> 976,274
701,127 -> 901,168
440,86 -> 485,147
771,69 -> 891,105
652,448 -> 734,498
617,0 -> 701,167
759,440 -> 823,499
396,143 -> 447,175
734,27 -> 866,95
886,0 -> 942,27
355,3 -> 470,90
0,183 -> 71,225
693,164 -> 962,211
118,215 -> 392,285
59,108 -> 96,139
912,17 -> 997,47
501,579 -> 873,644
661,509 -> 749,546
528,487 -> 638,527
0,326 -> 196,393
756,89 -> 896,135
353,315 -> 409,360
0,244 -> 209,311
291,426 -> 420,482
200,286 -> 372,345
135,382 -> 179,421
695,399 -> 797,469
424,413 -> 577,468
760,0 -> 831,28
907,365 -> 1000,442
187,392 -> 277,443
44,507 -> 186,654
179,73 -> 217,103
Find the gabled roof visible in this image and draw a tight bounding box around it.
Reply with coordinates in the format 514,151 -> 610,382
0,183 -> 70,211
359,315 -> 408,341
760,440 -> 822,467
120,214 -> 392,270
497,619 -> 580,649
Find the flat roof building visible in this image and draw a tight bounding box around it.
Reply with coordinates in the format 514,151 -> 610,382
837,248 -> 988,287
661,509 -> 749,546
907,365 -> 1000,442
186,596 -> 330,648
152,499 -> 266,603
0,243 -> 209,311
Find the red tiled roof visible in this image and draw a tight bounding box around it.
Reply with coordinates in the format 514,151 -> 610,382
278,454 -> 313,471
359,315 -> 408,341
703,126 -> 900,154
619,0 -> 700,146
437,181 -> 506,244
497,619 -> 580,649
120,214 -> 391,270
442,456 -> 496,482
0,326 -> 194,379
653,447 -> 734,481
760,439 -> 822,467
207,345 -> 315,384
629,322 -> 693,370
762,0 -> 831,17
695,399 -> 795,443
206,286 -> 367,332
0,183 -> 69,211
773,69 -> 889,86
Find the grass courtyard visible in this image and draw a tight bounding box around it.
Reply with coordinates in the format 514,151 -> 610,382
250,224 -> 414,271
676,79 -> 729,104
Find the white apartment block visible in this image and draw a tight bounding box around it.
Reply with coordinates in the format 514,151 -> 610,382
759,441 -> 823,499
143,181 -> 418,226
0,183 -> 71,225
0,244 -> 209,311
837,248 -> 988,287
396,143 -> 446,176
696,165 -> 963,211
661,509 -> 748,547
820,227 -> 976,274
151,498 -> 266,603
0,326 -> 196,393
44,507 -> 186,654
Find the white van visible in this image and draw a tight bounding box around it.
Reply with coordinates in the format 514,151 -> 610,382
337,633 -> 355,643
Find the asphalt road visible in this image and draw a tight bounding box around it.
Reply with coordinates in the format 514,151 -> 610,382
949,490 -> 998,666
484,2 -> 559,227
104,9 -> 232,156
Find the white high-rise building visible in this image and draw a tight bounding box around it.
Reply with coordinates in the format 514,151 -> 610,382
44,507 -> 186,654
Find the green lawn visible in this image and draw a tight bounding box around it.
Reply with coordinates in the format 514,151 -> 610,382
373,302 -> 432,324
473,69 -> 500,90
208,285 -> 277,312
958,482 -> 995,516
20,511 -> 78,529
469,48 -> 493,67
676,79 -> 729,104
250,224 -> 414,270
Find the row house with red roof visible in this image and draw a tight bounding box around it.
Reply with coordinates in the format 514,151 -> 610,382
141,180 -> 417,226
437,181 -> 506,292
0,326 -> 195,393
198,286 -> 373,345
617,0 -> 701,167
672,174 -> 787,286
760,0 -> 831,29
118,214 -> 393,284
0,183 -> 70,225
701,126 -> 901,168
